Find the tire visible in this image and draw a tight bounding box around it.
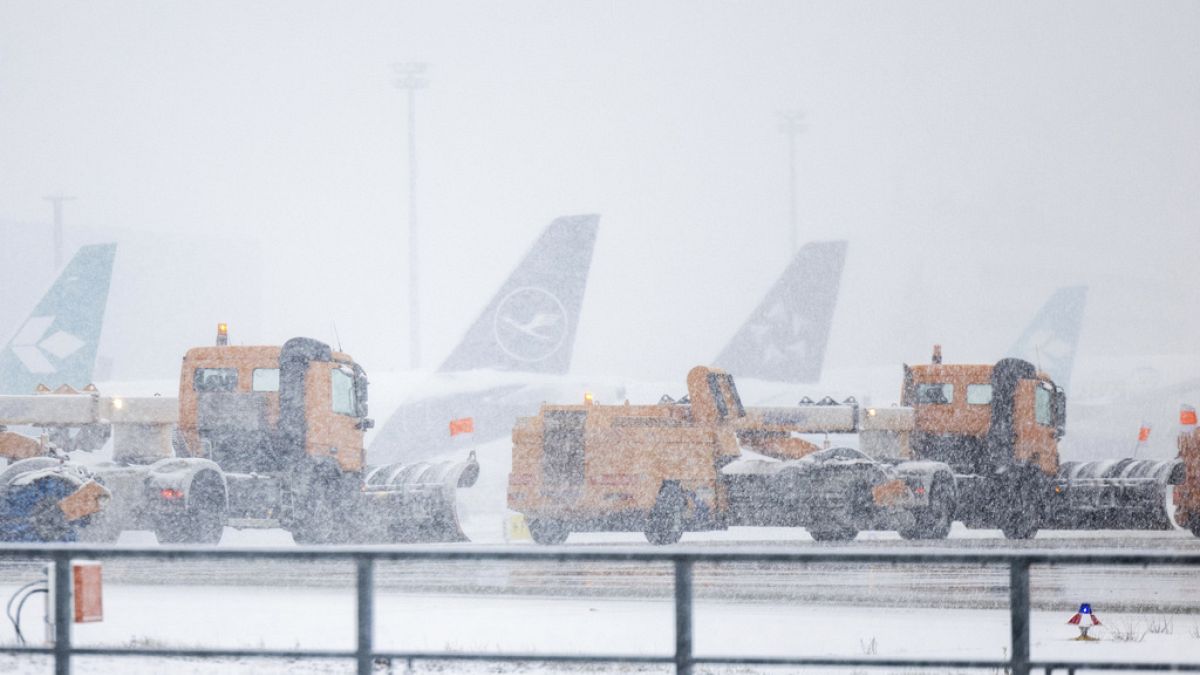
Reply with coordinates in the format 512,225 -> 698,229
644,484 -> 687,545
1000,515 -> 1038,540
809,525 -> 858,542
291,464 -> 355,545
155,474 -> 226,545
999,470 -> 1042,540
899,481 -> 955,540
527,518 -> 570,545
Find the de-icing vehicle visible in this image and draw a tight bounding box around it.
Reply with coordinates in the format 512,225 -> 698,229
509,365 -> 953,544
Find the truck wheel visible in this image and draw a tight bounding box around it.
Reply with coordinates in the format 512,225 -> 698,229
645,484 -> 687,545
809,525 -> 858,542
899,482 -> 954,540
527,518 -> 569,545
999,471 -> 1042,540
291,465 -> 354,545
155,474 -> 226,545
1000,516 -> 1038,540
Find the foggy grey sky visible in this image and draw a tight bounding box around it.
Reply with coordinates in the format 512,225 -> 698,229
2,1 -> 1197,382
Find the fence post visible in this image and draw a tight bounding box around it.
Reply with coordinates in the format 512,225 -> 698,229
674,558 -> 693,675
356,556 -> 375,675
53,552 -> 71,675
1010,559 -> 1031,675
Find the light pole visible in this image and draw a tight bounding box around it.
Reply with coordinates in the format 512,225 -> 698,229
778,110 -> 806,255
43,194 -> 75,269
393,62 -> 429,370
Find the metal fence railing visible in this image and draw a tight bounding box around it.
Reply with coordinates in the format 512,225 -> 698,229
1,544 -> 1198,675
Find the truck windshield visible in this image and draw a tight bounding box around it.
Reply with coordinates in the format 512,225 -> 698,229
916,383 -> 954,405
252,368 -> 280,392
966,384 -> 993,405
194,368 -> 238,392
1035,385 -> 1052,425
331,368 -> 356,416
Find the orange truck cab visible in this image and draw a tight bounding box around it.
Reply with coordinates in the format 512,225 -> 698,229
905,351 -> 1185,538
174,337 -> 374,542
178,340 -> 370,475
171,334 -> 478,544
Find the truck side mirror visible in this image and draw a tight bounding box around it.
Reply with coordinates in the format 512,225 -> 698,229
356,418 -> 374,431
1052,388 -> 1067,439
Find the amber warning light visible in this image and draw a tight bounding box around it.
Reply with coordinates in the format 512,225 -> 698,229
216,322 -> 229,346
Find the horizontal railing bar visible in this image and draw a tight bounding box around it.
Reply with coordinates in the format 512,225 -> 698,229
4,646 -> 1198,672
370,651 -> 675,664
0,646 -> 355,659
697,657 -> 1200,671
373,653 -> 1007,667
1029,662 -> 1200,672
1,544 -> 1198,566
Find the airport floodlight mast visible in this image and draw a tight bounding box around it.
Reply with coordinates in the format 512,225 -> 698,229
394,61 -> 429,369
43,194 -> 75,269
778,110 -> 806,255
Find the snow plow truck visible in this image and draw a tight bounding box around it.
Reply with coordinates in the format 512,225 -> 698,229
903,348 -> 1192,538
509,365 -> 955,544
0,328 -> 479,544
510,356 -> 1198,544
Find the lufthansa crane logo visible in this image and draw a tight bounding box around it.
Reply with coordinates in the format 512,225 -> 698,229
492,287 -> 567,363
747,300 -> 810,364
9,316 -> 85,373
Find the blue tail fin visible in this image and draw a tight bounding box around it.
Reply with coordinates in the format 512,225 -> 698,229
438,215 -> 599,374
713,241 -> 847,383
0,244 -> 117,394
1007,285 -> 1087,392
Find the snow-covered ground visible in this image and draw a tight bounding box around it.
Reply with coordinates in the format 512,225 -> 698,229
2,580 -> 1199,674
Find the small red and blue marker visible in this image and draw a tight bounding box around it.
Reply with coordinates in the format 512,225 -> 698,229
1067,603 -> 1101,640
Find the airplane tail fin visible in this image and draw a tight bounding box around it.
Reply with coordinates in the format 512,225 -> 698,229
438,215 -> 599,374
1007,285 -> 1087,392
713,241 -> 847,383
0,244 -> 117,394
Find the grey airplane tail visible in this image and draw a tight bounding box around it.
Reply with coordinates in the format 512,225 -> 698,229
1007,285 -> 1087,392
0,244 -> 117,395
714,241 -> 847,383
438,214 -> 599,374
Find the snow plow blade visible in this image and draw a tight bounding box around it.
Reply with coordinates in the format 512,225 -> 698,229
362,451 -> 480,542
1049,458 -> 1186,530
